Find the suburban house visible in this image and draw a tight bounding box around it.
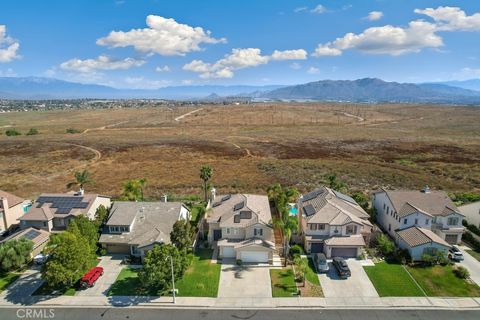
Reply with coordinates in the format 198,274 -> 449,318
99,201 -> 190,258
0,190 -> 31,235
396,226 -> 451,260
206,193 -> 276,263
0,227 -> 50,258
459,201 -> 480,229
298,186 -> 373,258
19,192 -> 111,232
373,187 -> 464,245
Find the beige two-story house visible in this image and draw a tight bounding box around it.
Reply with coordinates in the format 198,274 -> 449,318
0,190 -> 31,235
298,186 -> 373,258
206,193 -> 275,263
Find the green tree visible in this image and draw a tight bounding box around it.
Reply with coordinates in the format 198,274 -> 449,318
26,128 -> 39,135
5,128 -> 21,136
0,238 -> 33,271
294,256 -> 308,286
120,178 -> 146,201
67,216 -> 99,255
376,234 -> 395,257
42,232 -> 91,287
94,205 -> 109,228
170,219 -> 194,252
199,165 -> 213,203
325,174 -> 347,192
66,170 -> 92,191
139,244 -> 188,292
351,192 -> 370,211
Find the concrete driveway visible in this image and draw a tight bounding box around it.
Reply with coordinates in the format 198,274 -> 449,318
457,246 -> 480,286
217,259 -> 272,298
76,255 -> 125,296
318,259 -> 379,298
0,264 -> 44,304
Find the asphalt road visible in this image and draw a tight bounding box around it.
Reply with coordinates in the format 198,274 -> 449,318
1,308 -> 479,320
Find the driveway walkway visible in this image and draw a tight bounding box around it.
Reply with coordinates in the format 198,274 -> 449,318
217,259 -> 272,298
0,265 -> 44,304
319,259 -> 379,298
458,246 -> 480,286
76,255 -> 124,296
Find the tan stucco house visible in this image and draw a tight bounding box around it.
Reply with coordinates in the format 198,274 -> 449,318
0,190 -> 31,235
298,186 -> 373,258
206,193 -> 276,263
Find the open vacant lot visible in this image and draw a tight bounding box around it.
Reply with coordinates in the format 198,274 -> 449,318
1,103 -> 479,199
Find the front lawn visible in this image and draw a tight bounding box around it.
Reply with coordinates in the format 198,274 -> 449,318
364,262 -> 424,297
175,249 -> 220,297
0,271 -> 21,293
466,250 -> 480,262
407,264 -> 480,297
270,268 -> 297,297
297,258 -> 322,297
107,267 -> 159,296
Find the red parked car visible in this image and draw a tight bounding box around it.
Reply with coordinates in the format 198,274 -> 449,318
80,267 -> 104,289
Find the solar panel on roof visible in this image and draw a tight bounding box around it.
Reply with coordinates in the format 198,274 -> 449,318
221,195 -> 231,201
303,204 -> 316,216
302,190 -> 321,202
212,202 -> 222,207
239,210 -> 252,219
233,201 -> 245,211
56,207 -> 72,214
234,215 -> 241,223
332,190 -> 357,205
23,229 -> 40,240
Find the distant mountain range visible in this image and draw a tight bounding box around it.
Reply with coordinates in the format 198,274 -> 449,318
435,79 -> 480,92
0,76 -> 480,104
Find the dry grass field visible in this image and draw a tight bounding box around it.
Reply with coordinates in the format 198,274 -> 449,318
1,103 -> 479,200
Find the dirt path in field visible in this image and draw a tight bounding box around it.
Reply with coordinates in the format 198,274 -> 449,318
174,108 -> 204,121
82,121 -> 128,134
342,112 -> 364,122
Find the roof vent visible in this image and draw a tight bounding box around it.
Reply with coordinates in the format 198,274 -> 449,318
421,185 -> 431,193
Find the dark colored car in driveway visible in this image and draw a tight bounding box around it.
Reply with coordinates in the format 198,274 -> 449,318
332,257 -> 351,279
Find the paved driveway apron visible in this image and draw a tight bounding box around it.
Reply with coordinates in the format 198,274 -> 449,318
76,255 -> 125,296
218,259 -> 272,298
458,248 -> 480,286
319,259 -> 379,298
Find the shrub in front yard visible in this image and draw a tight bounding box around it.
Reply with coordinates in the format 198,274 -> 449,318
453,266 -> 470,279
375,234 -> 395,257
421,251 -> 448,266
289,244 -> 304,259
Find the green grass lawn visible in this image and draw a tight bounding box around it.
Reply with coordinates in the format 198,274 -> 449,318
189,204 -> 205,224
270,268 -> 297,297
304,258 -> 320,286
407,264 -> 480,297
107,267 -> 160,296
0,271 -> 21,293
175,249 -> 220,297
466,250 -> 480,262
364,262 -> 424,297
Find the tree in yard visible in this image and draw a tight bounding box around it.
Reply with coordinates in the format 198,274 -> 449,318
294,256 -> 308,286
120,178 -> 146,201
67,215 -> 100,255
325,174 -> 347,192
0,238 -> 34,271
66,170 -> 92,192
351,192 -> 369,212
42,232 -> 92,287
139,244 -> 188,292
94,205 -> 109,229
375,234 -> 395,257
170,219 -> 194,252
199,165 -> 213,203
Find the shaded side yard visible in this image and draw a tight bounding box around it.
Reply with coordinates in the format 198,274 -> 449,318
364,262 -> 424,297
270,267 -> 297,297
0,271 -> 20,293
108,249 -> 220,297
407,265 -> 480,297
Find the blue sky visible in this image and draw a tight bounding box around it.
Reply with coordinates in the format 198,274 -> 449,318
0,0 -> 479,88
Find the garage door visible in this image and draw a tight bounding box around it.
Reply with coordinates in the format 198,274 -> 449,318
222,246 -> 236,258
445,234 -> 458,244
240,251 -> 269,263
331,247 -> 357,258
310,242 -> 324,253
106,244 -> 130,254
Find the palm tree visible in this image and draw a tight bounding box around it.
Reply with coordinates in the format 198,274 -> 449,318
121,179 -> 144,201
199,166 -> 213,203
66,170 -> 92,193
138,178 -> 147,201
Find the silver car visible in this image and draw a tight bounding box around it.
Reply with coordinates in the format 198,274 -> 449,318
313,253 -> 329,273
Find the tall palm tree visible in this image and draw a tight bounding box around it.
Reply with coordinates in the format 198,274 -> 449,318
66,170 -> 92,192
199,166 -> 213,203
138,178 -> 147,201
121,179 -> 145,201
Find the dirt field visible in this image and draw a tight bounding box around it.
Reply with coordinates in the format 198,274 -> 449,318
0,103 -> 479,200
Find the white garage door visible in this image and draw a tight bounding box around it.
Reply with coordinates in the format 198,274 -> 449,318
222,246 -> 236,258
240,251 -> 268,263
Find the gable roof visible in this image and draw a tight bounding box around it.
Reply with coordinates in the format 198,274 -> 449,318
0,227 -> 50,249
299,186 -> 371,227
0,190 -> 25,208
99,201 -> 185,248
396,226 -> 450,248
207,194 -> 272,228
381,189 -> 461,217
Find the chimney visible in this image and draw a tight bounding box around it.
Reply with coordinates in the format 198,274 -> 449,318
421,185 -> 431,193
160,194 -> 168,203
79,187 -> 84,196
0,197 -> 8,210
211,187 -> 217,201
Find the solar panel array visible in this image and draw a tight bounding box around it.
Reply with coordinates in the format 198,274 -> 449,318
332,190 -> 357,205
234,210 -> 252,223
221,195 -> 231,201
303,204 -> 316,216
233,201 -> 245,211
36,196 -> 89,214
212,202 -> 222,207
23,229 -> 41,240
302,190 -> 322,202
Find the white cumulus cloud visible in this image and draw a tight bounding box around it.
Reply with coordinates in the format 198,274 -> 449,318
60,55 -> 145,73
97,15 -> 226,56
313,44 -> 343,56
155,65 -> 170,72
366,11 -> 383,21
271,49 -> 307,60
307,67 -> 320,74
311,5 -> 327,14
0,25 -> 20,63
414,6 -> 480,31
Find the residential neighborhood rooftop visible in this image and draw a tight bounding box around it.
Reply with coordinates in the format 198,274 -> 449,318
0,189 -> 25,208
0,227 -> 50,249
396,226 -> 451,248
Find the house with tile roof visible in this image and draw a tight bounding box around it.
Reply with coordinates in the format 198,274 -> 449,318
206,193 -> 276,263
0,227 -> 50,258
395,226 -> 451,260
19,192 -> 111,232
298,186 -> 373,258
373,186 -> 464,246
0,190 -> 30,235
99,201 -> 190,258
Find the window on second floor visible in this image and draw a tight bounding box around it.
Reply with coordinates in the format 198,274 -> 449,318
415,219 -> 418,225
309,224 -> 317,231
447,217 -> 459,226
425,219 -> 429,225
346,224 -> 358,235
254,228 -> 263,236
404,219 -> 408,225
226,228 -> 230,234
318,224 -> 325,230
